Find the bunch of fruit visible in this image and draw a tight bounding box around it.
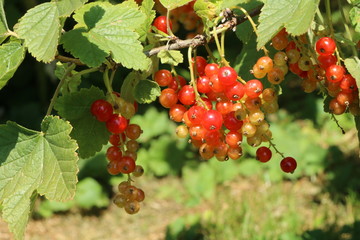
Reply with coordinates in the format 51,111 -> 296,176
90,94 -> 145,214
154,55 -> 298,174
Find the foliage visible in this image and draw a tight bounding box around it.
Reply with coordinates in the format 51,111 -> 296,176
0,0 -> 359,239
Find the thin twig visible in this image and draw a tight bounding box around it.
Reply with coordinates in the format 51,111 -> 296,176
55,55 -> 85,66
144,4 -> 263,57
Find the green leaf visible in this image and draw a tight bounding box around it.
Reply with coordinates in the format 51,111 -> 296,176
350,6 -> 360,33
14,2 -> 61,62
54,62 -> 82,94
0,41 -> 26,90
221,0 -> 253,8
0,116 -> 78,239
159,0 -> 193,10
0,0 -> 9,43
54,86 -> 111,158
194,0 -> 217,20
133,79 -> 161,104
68,2 -> 150,70
138,0 -> 156,42
56,0 -> 89,17
61,28 -> 108,67
157,50 -> 183,66
344,57 -> 360,104
257,0 -> 319,50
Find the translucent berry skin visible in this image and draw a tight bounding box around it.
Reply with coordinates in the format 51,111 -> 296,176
90,99 -> 113,122
187,105 -> 206,125
159,88 -> 178,108
154,69 -> 172,86
318,55 -> 337,69
153,16 -> 172,34
106,146 -> 122,162
202,110 -> 223,131
169,104 -> 187,122
245,80 -> 263,98
194,56 -> 207,76
178,85 -> 196,105
218,66 -> 238,86
340,74 -> 357,93
106,114 -> 128,134
326,65 -> 345,83
280,157 -> 297,173
225,82 -> 245,101
197,76 -> 211,93
316,37 -> 336,56
119,156 -> 136,174
204,63 -> 219,77
223,111 -> 243,131
256,146 -> 272,163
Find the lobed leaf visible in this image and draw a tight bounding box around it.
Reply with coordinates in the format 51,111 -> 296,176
157,50 -> 183,66
133,79 -> 161,104
257,0 -> 319,50
56,0 -> 89,17
138,0 -> 156,42
0,41 -> 26,90
54,86 -> 111,158
14,2 -> 62,62
61,28 -> 108,67
0,116 -> 78,239
350,6 -> 360,33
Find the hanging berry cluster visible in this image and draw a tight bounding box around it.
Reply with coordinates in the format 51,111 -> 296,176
155,55 -> 297,174
253,29 -> 359,116
90,93 -> 145,214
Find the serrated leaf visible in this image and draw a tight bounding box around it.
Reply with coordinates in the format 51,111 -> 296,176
56,0 -> 89,17
54,86 -> 111,158
138,0 -> 156,42
69,2 -> 150,70
159,0 -> 193,10
0,116 -> 78,239
61,28 -> 108,67
344,57 -> 360,104
257,0 -> 319,50
133,79 -> 161,104
0,0 -> 9,43
14,2 -> 61,62
0,41 -> 26,90
157,50 -> 183,66
88,26 -> 150,70
55,62 -> 82,94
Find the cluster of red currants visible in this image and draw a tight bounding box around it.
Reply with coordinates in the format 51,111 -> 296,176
155,56 -> 297,173
90,95 -> 145,214
254,29 -> 358,116
113,181 -> 145,214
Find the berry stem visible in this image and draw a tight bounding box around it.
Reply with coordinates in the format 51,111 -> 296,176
213,26 -> 227,66
46,63 -> 76,115
103,68 -> 116,103
205,43 -> 218,63
233,6 -> 269,56
55,55 -> 85,66
166,10 -> 175,37
324,0 -> 343,64
331,113 -> 346,134
188,47 -> 209,110
264,134 -> 286,159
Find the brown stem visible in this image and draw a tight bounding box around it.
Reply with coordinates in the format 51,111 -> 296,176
144,4 -> 263,58
55,55 -> 85,66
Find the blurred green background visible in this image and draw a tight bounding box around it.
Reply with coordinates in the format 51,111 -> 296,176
0,0 -> 359,240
